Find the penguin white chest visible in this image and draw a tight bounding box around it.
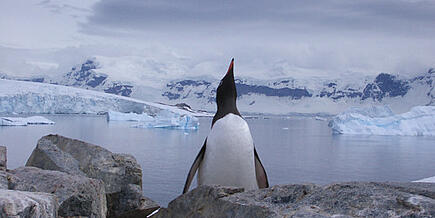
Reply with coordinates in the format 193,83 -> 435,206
198,113 -> 258,190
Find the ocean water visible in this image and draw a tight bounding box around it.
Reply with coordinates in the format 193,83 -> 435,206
1,114 -> 434,206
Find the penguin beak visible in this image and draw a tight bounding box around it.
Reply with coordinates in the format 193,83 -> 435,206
226,58 -> 234,76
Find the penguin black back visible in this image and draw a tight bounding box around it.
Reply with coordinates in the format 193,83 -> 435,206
212,58 -> 241,126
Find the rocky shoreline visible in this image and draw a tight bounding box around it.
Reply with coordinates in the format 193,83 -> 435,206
0,134 -> 158,217
1,135 -> 434,217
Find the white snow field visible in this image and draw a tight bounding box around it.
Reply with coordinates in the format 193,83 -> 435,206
0,79 -> 203,117
107,110 -> 199,130
413,176 -> 435,183
0,116 -> 54,126
329,105 -> 435,136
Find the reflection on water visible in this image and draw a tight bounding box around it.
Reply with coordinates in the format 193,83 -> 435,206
1,114 -> 434,206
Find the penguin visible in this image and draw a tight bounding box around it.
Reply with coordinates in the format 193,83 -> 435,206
183,58 -> 269,194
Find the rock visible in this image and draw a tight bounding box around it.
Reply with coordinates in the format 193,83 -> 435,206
156,182 -> 435,218
26,134 -> 158,217
26,138 -> 85,176
9,166 -> 107,218
0,189 -> 58,218
0,171 -> 7,189
0,146 -> 6,171
107,184 -> 159,218
155,186 -> 274,218
0,171 -> 12,189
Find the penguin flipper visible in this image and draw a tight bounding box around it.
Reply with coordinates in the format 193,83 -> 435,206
182,140 -> 207,194
254,148 -> 269,188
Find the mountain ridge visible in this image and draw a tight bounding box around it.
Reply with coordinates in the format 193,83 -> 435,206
1,58 -> 433,114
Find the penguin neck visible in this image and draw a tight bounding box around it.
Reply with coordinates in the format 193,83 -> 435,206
212,99 -> 240,127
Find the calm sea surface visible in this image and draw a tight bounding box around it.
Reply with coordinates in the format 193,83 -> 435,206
1,114 -> 434,206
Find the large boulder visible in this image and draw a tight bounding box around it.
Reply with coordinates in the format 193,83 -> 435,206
9,167 -> 107,218
26,134 -> 159,217
25,137 -> 85,176
156,182 -> 435,217
107,184 -> 161,218
0,189 -> 58,218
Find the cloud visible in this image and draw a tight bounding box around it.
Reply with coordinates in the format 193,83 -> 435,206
84,0 -> 435,37
1,0 -> 434,78
78,0 -> 435,78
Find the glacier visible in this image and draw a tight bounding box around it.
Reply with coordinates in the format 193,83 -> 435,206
328,105 -> 435,136
0,79 -> 203,116
107,110 -> 199,130
0,116 -> 54,126
0,79 -> 151,114
0,79 -> 205,130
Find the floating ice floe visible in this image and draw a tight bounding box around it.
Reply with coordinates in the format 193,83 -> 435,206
0,116 -> 55,126
413,176 -> 435,183
328,105 -> 435,136
107,110 -> 199,130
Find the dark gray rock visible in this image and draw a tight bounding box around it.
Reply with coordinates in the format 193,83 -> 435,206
0,171 -> 20,190
27,134 -> 141,193
0,189 -> 58,218
9,166 -> 107,218
26,134 -> 159,217
0,146 -> 6,171
155,186 -> 274,218
0,172 -> 8,189
26,137 -> 85,176
156,182 -> 435,218
107,184 -> 159,218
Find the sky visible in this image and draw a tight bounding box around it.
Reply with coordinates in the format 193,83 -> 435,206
1,0 -> 435,79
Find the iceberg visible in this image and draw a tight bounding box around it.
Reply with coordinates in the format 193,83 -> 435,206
413,176 -> 435,183
107,110 -> 199,130
0,116 -> 55,126
329,105 -> 435,136
107,110 -> 154,122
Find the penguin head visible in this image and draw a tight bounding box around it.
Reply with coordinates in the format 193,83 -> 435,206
215,58 -> 238,113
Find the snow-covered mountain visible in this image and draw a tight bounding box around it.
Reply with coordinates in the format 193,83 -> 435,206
161,70 -> 434,114
159,68 -> 433,114
1,57 -> 433,115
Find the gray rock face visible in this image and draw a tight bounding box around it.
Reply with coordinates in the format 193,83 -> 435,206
26,138 -> 85,176
9,167 -> 107,218
0,171 -> 10,189
0,189 -> 58,218
156,182 -> 435,218
155,186 -> 273,218
26,134 -> 158,217
0,146 -> 6,171
107,184 -> 159,218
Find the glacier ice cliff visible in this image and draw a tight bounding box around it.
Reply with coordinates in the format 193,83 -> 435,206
0,79 -> 201,118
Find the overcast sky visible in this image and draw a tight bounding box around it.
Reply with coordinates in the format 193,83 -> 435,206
1,0 -> 435,79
